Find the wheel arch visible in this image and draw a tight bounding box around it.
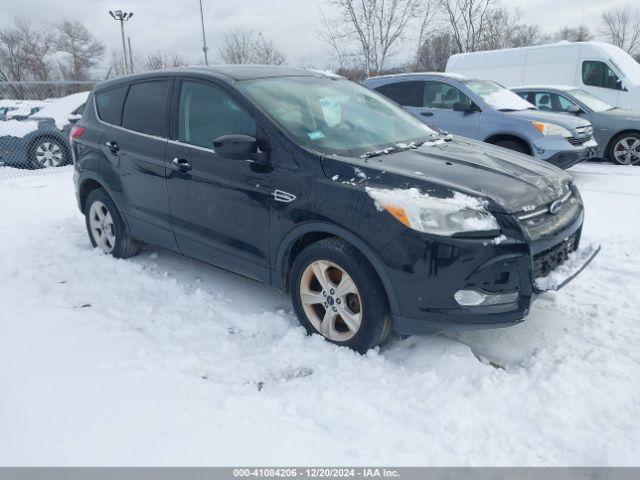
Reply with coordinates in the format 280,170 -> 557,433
484,133 -> 533,155
605,129 -> 640,159
273,222 -> 400,315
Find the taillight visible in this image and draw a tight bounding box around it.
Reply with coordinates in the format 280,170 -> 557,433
69,125 -> 85,141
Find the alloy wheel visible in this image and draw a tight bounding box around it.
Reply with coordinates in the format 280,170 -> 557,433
89,201 -> 116,253
613,137 -> 640,165
35,141 -> 64,167
299,260 -> 363,342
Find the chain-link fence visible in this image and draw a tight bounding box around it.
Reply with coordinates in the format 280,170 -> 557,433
0,81 -> 95,180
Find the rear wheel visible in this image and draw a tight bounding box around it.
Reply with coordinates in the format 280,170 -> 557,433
493,139 -> 529,155
290,238 -> 391,353
29,137 -> 69,168
608,133 -> 640,165
85,189 -> 141,258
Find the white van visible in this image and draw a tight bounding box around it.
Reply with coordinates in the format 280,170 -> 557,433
446,41 -> 640,109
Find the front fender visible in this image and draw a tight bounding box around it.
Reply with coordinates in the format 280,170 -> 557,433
273,221 -> 401,315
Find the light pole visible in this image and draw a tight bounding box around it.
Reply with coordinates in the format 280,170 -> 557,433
109,10 -> 134,74
198,0 -> 209,65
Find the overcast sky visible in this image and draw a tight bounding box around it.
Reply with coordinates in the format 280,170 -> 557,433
0,0 -> 637,77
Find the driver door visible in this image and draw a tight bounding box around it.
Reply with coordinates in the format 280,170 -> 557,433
165,79 -> 272,282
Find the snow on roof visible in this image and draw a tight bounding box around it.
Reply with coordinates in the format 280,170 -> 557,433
368,71 -> 470,81
0,119 -> 39,138
30,91 -> 89,130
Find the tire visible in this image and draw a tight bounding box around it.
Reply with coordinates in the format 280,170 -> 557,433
607,132 -> 640,165
28,136 -> 69,169
289,237 -> 391,353
493,139 -> 529,155
84,188 -> 141,259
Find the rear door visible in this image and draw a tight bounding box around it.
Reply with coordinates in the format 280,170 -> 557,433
165,78 -> 271,282
102,79 -> 177,250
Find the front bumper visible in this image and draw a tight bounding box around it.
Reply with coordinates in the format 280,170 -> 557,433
533,138 -> 598,170
386,205 -> 587,335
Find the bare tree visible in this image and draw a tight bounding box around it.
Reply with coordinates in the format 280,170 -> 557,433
415,0 -> 440,62
480,7 -> 539,50
601,7 -> 640,55
218,29 -> 286,65
320,0 -> 423,76
555,25 -> 592,42
414,31 -> 458,71
55,20 -> 105,80
0,18 -> 55,86
439,0 -> 497,52
144,51 -> 187,71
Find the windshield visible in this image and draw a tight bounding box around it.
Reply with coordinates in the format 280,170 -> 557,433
238,76 -> 438,157
465,80 -> 535,111
609,47 -> 640,86
568,88 -> 613,112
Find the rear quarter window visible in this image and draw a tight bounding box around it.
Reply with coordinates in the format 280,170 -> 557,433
95,85 -> 128,125
122,80 -> 171,136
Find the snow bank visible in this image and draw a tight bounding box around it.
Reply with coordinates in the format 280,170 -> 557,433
534,243 -> 600,291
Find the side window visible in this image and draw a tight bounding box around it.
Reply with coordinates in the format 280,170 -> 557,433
375,81 -> 424,107
122,80 -> 171,136
556,94 -> 577,112
95,85 -> 128,125
582,61 -> 621,90
533,92 -> 554,111
178,81 -> 256,149
423,81 -> 472,110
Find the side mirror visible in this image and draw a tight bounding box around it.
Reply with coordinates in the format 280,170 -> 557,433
453,101 -> 478,113
567,105 -> 582,115
213,134 -> 268,164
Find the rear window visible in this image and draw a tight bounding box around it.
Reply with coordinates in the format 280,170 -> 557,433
122,80 -> 171,136
95,85 -> 128,125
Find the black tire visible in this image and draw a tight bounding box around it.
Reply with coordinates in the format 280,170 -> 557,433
28,136 -> 70,169
607,132 -> 640,165
84,188 -> 141,259
289,237 -> 391,353
494,139 -> 529,155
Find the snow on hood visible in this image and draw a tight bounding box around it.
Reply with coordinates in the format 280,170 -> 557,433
466,80 -> 534,111
30,91 -> 89,130
0,119 -> 39,138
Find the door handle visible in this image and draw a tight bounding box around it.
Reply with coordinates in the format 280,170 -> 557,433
105,141 -> 120,154
420,112 -> 434,117
171,157 -> 192,172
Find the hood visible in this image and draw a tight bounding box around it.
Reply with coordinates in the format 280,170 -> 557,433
600,108 -> 640,121
321,137 -> 572,214
504,109 -> 590,130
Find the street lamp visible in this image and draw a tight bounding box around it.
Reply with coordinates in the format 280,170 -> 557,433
198,0 -> 209,65
109,10 -> 134,74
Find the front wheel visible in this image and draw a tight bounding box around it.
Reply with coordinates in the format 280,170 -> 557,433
493,139 -> 529,155
289,238 -> 391,353
85,189 -> 141,258
608,133 -> 640,165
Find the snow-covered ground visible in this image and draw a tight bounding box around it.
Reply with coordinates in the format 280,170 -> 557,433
0,162 -> 639,466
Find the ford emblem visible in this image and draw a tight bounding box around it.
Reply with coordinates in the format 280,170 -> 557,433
549,200 -> 563,215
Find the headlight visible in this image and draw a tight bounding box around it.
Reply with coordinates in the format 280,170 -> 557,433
366,187 -> 500,236
531,121 -> 572,137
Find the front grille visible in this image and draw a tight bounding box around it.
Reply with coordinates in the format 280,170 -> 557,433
567,134 -> 592,146
533,233 -> 579,278
515,188 -> 583,241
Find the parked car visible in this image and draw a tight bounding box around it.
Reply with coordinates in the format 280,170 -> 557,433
446,41 -> 640,110
0,91 -> 88,168
72,66 -> 596,353
513,85 -> 640,165
363,73 -> 598,169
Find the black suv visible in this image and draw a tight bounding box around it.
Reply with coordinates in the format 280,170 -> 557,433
71,66 -> 593,352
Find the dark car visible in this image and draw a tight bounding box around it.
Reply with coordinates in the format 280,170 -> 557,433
71,66 -> 596,353
513,85 -> 640,165
0,92 -> 88,169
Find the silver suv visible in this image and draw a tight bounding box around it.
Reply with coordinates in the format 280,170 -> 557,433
363,73 -> 598,169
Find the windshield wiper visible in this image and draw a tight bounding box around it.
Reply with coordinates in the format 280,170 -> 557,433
361,147 -> 400,159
